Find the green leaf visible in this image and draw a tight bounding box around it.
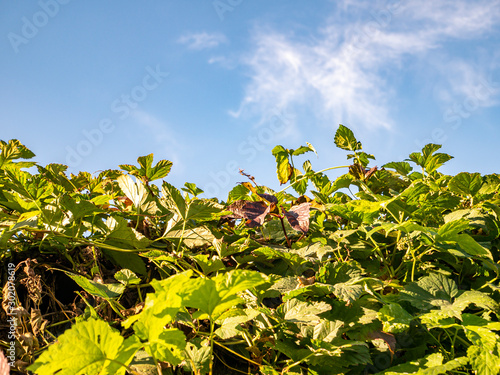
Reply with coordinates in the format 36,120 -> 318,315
137,154 -> 173,182
478,174 -> 500,195
0,139 -> 35,168
407,144 -> 453,173
182,182 -> 204,197
312,319 -> 344,342
143,327 -> 186,366
377,352 -> 468,374
436,218 -> 469,239
121,154 -> 172,183
60,195 -> 103,221
117,175 -> 148,209
253,246 -> 310,273
104,216 -> 151,249
292,143 -> 317,156
114,269 -> 141,286
123,272 -> 190,331
27,319 -> 141,375
214,308 -> 261,339
165,226 -> 215,248
191,254 -> 225,275
399,274 -> 457,311
103,250 -> 147,276
277,299 -> 331,324
161,181 -> 187,217
455,292 -> 500,315
272,145 -> 293,184
449,172 -> 482,197
184,199 -> 223,222
468,345 -> 500,375
227,184 -> 250,201
317,261 -> 363,285
334,124 -> 362,151
377,303 -> 413,333
182,270 -> 268,320
183,339 -> 211,374
382,161 -> 413,176
446,233 -> 492,259
65,272 -> 125,299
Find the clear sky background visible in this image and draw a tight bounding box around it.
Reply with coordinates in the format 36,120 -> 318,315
1,1 -> 500,198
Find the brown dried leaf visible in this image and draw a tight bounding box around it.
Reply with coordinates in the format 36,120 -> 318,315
18,332 -> 39,353
282,203 -> 311,233
30,309 -> 48,337
297,276 -> 315,287
19,260 -> 42,307
121,302 -> 145,317
226,200 -> 270,228
258,193 -> 278,204
364,166 -> 378,180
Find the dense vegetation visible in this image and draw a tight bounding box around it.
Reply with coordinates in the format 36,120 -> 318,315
2,125 -> 500,374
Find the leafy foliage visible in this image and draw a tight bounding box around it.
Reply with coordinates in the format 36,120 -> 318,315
1,126 -> 500,374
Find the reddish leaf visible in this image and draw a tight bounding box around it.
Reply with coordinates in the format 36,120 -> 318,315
282,203 -> 311,233
364,166 -> 378,180
258,193 -> 278,204
225,200 -> 270,228
366,331 -> 396,354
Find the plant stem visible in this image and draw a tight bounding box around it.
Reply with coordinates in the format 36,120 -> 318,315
209,319 -> 215,375
279,216 -> 292,248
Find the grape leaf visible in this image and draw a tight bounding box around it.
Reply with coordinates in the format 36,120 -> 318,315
449,172 -> 482,197
334,124 -> 362,151
28,319 -> 141,375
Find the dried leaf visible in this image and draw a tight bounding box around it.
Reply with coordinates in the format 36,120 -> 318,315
30,309 -> 48,337
364,166 -> 378,180
225,201 -> 270,228
258,193 -> 278,204
19,259 -> 42,307
282,203 -> 311,233
297,276 -> 315,287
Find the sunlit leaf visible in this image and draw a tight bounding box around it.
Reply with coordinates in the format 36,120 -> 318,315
449,172 -> 482,197
334,124 -> 362,151
27,319 -> 141,375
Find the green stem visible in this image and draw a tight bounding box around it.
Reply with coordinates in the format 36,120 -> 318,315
209,319 -> 215,375
281,351 -> 315,373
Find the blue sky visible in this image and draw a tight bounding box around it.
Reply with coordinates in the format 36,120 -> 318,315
1,1 -> 500,198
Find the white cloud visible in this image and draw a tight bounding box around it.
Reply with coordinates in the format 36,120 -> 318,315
233,0 -> 500,132
178,32 -> 228,50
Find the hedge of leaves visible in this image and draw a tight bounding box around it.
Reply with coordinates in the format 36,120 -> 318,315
1,125 -> 500,374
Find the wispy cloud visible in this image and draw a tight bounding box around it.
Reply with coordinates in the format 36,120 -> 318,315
131,110 -> 184,172
178,31 -> 228,50
232,0 -> 500,131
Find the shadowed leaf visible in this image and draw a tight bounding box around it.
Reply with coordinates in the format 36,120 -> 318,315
283,203 -> 311,233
